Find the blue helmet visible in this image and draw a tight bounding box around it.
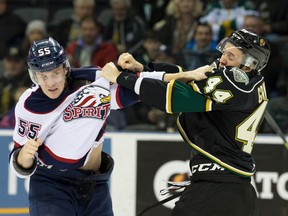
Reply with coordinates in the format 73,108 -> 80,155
27,37 -> 70,84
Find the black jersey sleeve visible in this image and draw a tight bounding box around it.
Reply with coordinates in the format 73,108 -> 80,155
116,72 -> 208,113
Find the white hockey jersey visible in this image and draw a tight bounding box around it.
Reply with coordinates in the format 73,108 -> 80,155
10,67 -> 139,176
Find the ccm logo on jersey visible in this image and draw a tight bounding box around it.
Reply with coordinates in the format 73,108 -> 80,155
191,163 -> 225,174
63,85 -> 110,121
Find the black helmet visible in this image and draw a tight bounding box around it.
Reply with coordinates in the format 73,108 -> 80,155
217,29 -> 270,72
27,37 -> 70,84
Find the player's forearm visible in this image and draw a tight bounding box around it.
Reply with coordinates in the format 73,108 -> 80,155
147,65 -> 211,83
162,71 -> 201,82
116,72 -> 167,111
163,72 -> 185,82
135,61 -> 144,71
139,69 -> 184,82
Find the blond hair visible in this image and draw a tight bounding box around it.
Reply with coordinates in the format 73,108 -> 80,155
166,0 -> 203,19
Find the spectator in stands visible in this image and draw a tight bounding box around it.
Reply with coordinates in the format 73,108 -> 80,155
0,0 -> 26,59
261,76 -> 288,134
122,31 -> 174,132
22,19 -> 47,55
200,0 -> 258,42
130,44 -> 179,132
254,0 -> 288,40
9,0 -> 48,10
52,0 -> 95,48
186,23 -> 217,53
66,16 -> 117,68
178,22 -> 220,69
135,30 -> 162,66
0,86 -> 27,128
154,44 -> 177,65
131,0 -> 169,28
242,14 -> 286,98
100,0 -> 147,130
103,0 -> 146,57
0,46 -> 31,119
153,0 -> 203,54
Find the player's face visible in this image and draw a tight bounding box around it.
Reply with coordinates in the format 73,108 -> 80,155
219,42 -> 245,68
35,65 -> 67,99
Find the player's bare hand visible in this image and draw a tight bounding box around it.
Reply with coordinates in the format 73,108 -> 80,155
101,62 -> 121,83
17,138 -> 42,168
184,65 -> 212,82
118,53 -> 144,71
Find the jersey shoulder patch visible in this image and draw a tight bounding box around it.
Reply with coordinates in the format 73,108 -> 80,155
230,67 -> 249,85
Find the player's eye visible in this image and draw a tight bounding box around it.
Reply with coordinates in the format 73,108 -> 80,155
40,75 -> 47,80
227,54 -> 236,61
223,51 -> 236,61
52,72 -> 59,77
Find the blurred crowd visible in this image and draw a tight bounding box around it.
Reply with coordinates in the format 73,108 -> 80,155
0,0 -> 287,133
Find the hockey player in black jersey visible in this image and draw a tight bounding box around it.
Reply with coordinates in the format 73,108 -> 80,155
101,29 -> 271,216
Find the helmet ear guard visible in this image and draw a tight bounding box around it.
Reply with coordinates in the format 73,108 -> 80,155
243,55 -> 258,70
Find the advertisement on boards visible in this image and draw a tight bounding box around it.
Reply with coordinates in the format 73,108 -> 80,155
0,130 -> 29,215
135,137 -> 288,216
1,131 -> 287,216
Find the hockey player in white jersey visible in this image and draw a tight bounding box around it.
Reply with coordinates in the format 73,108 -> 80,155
8,37 -> 141,216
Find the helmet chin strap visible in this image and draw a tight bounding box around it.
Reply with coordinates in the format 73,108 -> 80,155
239,63 -> 245,70
237,64 -> 249,73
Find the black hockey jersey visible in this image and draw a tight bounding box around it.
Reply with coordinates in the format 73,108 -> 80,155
117,62 -> 268,177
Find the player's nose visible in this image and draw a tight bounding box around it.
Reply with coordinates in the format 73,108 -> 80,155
45,78 -> 57,87
219,55 -> 227,66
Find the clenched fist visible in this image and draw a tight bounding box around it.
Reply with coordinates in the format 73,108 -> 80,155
17,139 -> 42,169
118,53 -> 144,71
101,62 -> 121,83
